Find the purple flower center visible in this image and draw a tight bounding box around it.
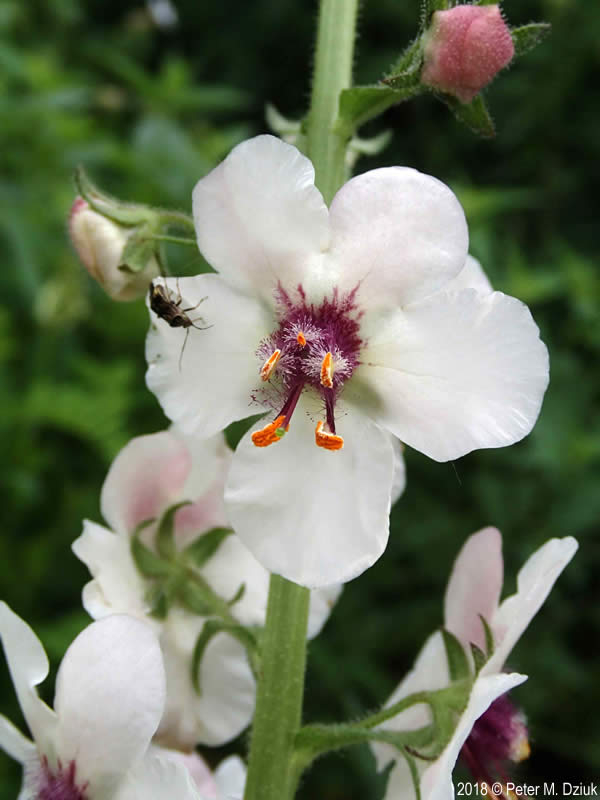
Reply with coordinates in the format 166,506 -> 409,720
252,284 -> 363,449
37,757 -> 89,800
460,693 -> 529,796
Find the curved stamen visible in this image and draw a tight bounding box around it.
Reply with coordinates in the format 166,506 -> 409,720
260,349 -> 281,381
251,415 -> 287,447
315,421 -> 344,451
320,351 -> 334,388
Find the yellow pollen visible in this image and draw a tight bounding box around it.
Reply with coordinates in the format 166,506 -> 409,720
260,349 -> 281,381
296,331 -> 307,347
510,736 -> 531,763
320,351 -> 334,388
315,420 -> 344,451
251,416 -> 288,447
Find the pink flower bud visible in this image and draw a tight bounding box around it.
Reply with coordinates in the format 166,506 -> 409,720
422,5 -> 515,103
69,196 -> 160,301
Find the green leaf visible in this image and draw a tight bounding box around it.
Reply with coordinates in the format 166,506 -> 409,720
479,614 -> 495,656
156,501 -> 190,560
337,84 -> 423,136
191,620 -> 258,693
444,94 -> 495,138
511,23 -> 551,57
182,527 -> 233,567
470,642 -> 487,674
441,629 -> 471,681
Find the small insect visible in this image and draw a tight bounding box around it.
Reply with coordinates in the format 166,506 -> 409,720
149,279 -> 211,369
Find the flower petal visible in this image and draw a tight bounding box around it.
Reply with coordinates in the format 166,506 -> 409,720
0,714 -> 36,765
146,275 -> 272,437
156,613 -> 256,749
390,436 -> 407,505
53,615 -> 166,796
351,289 -> 549,462
192,135 -> 329,301
72,520 -> 149,621
485,536 -> 578,675
327,167 -> 468,308
225,402 -> 396,588
214,755 -> 247,800
100,431 -> 192,534
444,527 -> 503,652
0,603 -> 56,755
420,672 -> 527,800
114,751 -> 203,800
150,748 -> 219,798
441,254 -> 492,295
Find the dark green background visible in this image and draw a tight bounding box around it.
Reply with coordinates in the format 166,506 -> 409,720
0,0 -> 598,797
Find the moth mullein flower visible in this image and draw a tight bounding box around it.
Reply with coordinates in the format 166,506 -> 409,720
146,134 -> 548,588
0,605 -> 203,800
372,529 -> 578,800
157,750 -> 246,800
73,426 -> 339,750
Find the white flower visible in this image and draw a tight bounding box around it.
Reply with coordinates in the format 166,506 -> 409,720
372,529 -> 578,800
0,604 -> 203,800
73,426 -> 340,750
146,134 -> 548,588
157,750 -> 246,800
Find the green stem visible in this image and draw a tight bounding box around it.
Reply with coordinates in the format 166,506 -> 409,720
243,575 -> 310,800
305,0 -> 359,204
150,234 -> 197,246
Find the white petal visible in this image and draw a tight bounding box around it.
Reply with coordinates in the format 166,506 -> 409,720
444,528 -> 503,652
484,536 -> 578,675
352,289 -> 549,462
214,755 -> 247,800
146,275 -> 273,437
390,436 -> 407,505
72,520 -> 149,621
328,167 -> 468,308
306,583 -> 342,639
0,714 -> 36,765
156,613 -> 256,749
420,672 -> 527,800
439,255 -> 492,295
225,401 -> 396,588
149,748 -> 219,798
192,135 -> 329,301
114,751 -> 203,800
0,603 -> 56,755
53,615 -> 166,796
100,430 -> 192,534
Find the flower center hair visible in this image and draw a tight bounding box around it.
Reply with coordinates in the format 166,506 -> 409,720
37,757 -> 89,800
460,693 -> 530,799
252,284 -> 363,451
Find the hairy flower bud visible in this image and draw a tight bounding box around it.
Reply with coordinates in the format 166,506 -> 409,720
421,5 -> 515,103
69,196 -> 160,301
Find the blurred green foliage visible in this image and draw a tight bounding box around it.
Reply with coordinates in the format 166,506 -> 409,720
0,0 -> 598,797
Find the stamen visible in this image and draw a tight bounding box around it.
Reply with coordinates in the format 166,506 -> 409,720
252,416 -> 287,447
315,420 -> 344,451
320,351 -> 334,388
296,331 -> 307,347
260,349 -> 281,381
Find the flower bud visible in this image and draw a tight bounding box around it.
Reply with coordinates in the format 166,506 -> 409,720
421,5 -> 515,104
69,196 -> 160,301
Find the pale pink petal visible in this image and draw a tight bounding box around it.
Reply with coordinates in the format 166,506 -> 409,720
444,528 -> 503,652
146,275 -> 273,438
151,748 -> 219,798
225,401 -> 396,588
114,751 -> 203,800
192,135 -> 329,302
351,289 -> 549,462
327,167 -> 468,308
214,755 -> 247,800
101,431 -> 191,535
484,536 -> 578,675
53,616 -> 166,796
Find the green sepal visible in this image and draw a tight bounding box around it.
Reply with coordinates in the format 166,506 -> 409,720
441,629 -> 471,681
146,585 -> 169,620
178,579 -> 218,616
474,0 -> 499,5
191,620 -> 259,693
182,527 -> 233,568
155,501 -> 190,560
479,614 -> 495,656
387,37 -> 423,76
510,23 -> 551,56
337,84 -> 423,137
74,166 -> 156,226
470,642 -> 487,674
118,223 -> 159,274
423,0 -> 448,23
444,94 -> 496,138
130,520 -> 171,579
228,582 -> 246,607
383,70 -> 423,92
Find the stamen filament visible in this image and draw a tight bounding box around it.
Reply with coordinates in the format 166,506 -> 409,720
315,420 -> 344,450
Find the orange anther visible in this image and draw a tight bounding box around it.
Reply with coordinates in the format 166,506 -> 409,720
320,351 -> 334,388
296,331 -> 307,347
260,349 -> 281,381
315,420 -> 344,451
251,416 -> 287,447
